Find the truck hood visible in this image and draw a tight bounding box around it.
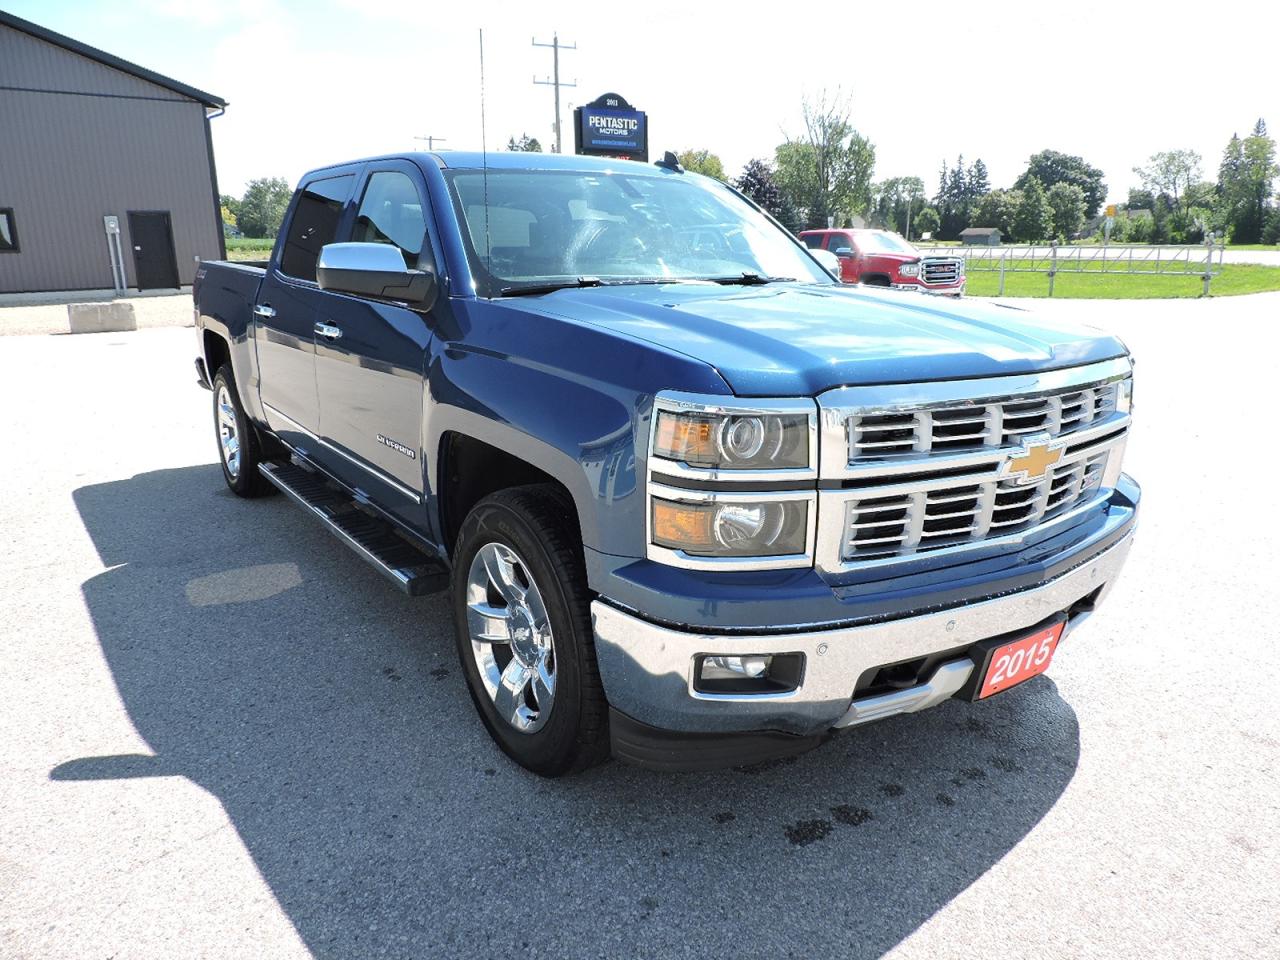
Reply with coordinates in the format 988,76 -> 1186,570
529,282 -> 1127,396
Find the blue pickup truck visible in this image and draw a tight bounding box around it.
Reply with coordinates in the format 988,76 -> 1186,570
193,151 -> 1138,775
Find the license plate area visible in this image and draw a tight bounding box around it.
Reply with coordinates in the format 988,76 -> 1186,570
960,615 -> 1067,701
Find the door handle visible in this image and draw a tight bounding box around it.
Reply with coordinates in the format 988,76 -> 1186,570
314,321 -> 343,340
253,304 -> 277,319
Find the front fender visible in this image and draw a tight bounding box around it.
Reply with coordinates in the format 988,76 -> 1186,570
426,299 -> 729,560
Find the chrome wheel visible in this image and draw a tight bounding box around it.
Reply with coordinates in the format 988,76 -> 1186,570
216,384 -> 241,478
465,542 -> 556,734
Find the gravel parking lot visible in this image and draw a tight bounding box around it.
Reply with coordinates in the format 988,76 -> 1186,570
2,295 -> 1277,959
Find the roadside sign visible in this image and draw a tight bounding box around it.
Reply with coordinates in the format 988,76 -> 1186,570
1105,204 -> 1118,218
574,92 -> 647,161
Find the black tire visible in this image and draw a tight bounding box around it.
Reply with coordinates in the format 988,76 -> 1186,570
450,485 -> 609,776
211,364 -> 275,498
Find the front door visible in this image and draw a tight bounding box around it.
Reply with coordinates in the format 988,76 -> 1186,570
313,165 -> 436,523
127,211 -> 179,289
825,232 -> 860,283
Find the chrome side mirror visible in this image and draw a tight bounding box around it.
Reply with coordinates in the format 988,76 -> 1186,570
833,246 -> 854,258
317,242 -> 437,308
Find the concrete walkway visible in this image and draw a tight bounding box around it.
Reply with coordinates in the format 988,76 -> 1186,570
0,292 -> 193,336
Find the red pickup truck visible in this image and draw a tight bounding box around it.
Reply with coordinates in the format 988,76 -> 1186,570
799,228 -> 965,296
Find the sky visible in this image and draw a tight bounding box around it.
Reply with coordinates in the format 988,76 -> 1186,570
10,0 -> 1279,203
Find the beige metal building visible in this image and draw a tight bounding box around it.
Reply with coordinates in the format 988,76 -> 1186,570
0,11 -> 226,294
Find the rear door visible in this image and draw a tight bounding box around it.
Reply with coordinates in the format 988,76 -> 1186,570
312,162 -> 438,521
255,173 -> 355,446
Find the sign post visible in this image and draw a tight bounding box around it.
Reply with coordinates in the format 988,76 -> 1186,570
103,215 -> 125,294
573,92 -> 648,162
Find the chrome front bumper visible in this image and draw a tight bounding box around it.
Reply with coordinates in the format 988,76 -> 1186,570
591,526 -> 1134,736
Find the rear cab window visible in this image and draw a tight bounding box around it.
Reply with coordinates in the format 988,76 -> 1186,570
279,174 -> 354,282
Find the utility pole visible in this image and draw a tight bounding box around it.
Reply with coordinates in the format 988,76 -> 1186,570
532,34 -> 576,153
413,134 -> 447,151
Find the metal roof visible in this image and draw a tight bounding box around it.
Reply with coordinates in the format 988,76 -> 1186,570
0,10 -> 227,109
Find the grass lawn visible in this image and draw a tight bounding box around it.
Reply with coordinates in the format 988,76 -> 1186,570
1226,243 -> 1280,251
966,263 -> 1280,299
225,237 -> 274,261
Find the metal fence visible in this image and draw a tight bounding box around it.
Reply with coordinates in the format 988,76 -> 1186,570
914,241 -> 1227,296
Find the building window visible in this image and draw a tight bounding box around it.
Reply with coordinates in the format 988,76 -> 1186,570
0,209 -> 17,253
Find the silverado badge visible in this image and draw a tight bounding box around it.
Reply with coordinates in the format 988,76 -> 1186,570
1003,434 -> 1064,484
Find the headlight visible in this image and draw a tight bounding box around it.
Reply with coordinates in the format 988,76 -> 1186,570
647,394 -> 817,570
651,494 -> 810,559
653,409 -> 811,471
898,263 -> 920,278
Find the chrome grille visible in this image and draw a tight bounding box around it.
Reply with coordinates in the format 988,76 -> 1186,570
921,257 -> 962,285
848,382 -> 1119,460
844,452 -> 1109,561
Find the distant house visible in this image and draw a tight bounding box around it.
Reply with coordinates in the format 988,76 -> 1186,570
959,227 -> 1002,246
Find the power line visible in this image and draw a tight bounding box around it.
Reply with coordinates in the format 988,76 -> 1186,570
532,34 -> 577,154
413,134 -> 448,150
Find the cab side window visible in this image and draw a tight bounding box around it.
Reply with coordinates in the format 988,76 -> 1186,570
827,233 -> 855,256
280,174 -> 353,282
352,171 -> 429,269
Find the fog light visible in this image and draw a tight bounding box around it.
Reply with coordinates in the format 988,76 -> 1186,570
693,652 -> 805,694
701,655 -> 772,680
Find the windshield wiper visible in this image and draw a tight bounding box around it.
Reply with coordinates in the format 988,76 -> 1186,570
708,272 -> 795,286
498,277 -> 721,296
499,277 -> 604,297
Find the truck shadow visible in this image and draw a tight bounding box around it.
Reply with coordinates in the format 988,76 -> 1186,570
62,466 -> 1080,960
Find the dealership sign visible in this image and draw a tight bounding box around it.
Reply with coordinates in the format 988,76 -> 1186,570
574,92 -> 647,161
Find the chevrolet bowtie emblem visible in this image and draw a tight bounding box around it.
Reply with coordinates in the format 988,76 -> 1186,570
1004,435 -> 1064,484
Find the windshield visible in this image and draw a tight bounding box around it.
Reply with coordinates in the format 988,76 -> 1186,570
856,231 -> 918,256
444,168 -> 830,296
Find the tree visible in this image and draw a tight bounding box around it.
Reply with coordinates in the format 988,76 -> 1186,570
1215,120 -> 1277,243
775,90 -> 876,229
1012,176 -> 1053,242
506,133 -> 542,152
1046,182 -> 1087,240
934,156 -> 965,238
1126,187 -> 1156,211
735,159 -> 799,230
236,177 -> 291,239
677,149 -> 726,181
1133,150 -> 1203,217
1264,207 -> 1280,245
971,188 -> 1022,239
933,156 -> 989,239
1015,149 -> 1107,218
219,194 -> 238,232
914,206 -> 941,238
871,176 -> 926,236
968,158 -> 990,197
